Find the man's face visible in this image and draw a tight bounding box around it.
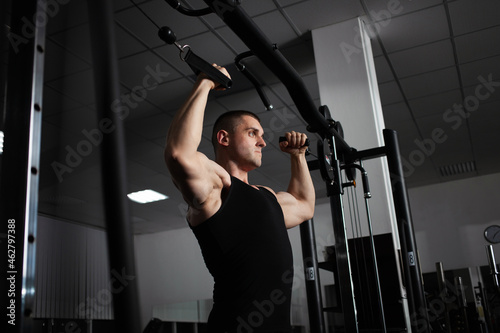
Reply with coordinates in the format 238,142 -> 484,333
230,115 -> 266,171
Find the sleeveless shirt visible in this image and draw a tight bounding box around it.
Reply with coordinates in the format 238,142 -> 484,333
191,176 -> 293,333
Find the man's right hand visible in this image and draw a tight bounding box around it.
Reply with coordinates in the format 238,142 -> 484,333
198,64 -> 231,91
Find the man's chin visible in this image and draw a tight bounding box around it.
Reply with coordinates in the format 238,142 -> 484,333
248,161 -> 261,171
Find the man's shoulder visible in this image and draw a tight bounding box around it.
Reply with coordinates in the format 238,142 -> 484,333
256,185 -> 277,196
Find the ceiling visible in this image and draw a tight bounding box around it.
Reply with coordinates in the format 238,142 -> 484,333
34,0 -> 500,234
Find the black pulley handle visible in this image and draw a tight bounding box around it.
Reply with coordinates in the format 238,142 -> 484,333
158,26 -> 232,89
279,136 -> 310,147
279,136 -> 310,156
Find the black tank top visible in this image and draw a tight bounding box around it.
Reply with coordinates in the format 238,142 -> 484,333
191,176 -> 293,333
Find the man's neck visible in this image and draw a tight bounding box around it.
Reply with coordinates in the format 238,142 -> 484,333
216,157 -> 251,184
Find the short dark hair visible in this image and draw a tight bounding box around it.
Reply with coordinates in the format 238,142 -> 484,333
211,110 -> 261,153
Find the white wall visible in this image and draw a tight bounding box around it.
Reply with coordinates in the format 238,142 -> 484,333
134,227 -> 214,327
408,172 -> 500,273
34,216 -> 113,320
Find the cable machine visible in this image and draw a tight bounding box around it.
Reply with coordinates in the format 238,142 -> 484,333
161,1 -> 429,332
2,0 -> 430,332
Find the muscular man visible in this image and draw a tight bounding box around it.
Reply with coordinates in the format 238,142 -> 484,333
164,65 -> 315,332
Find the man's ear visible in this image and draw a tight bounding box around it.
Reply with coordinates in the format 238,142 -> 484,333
217,130 -> 230,147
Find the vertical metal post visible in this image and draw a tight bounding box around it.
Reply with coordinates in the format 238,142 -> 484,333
454,276 -> 469,331
1,0 -> 46,332
486,245 -> 500,293
300,219 -> 326,333
436,262 -> 452,333
87,1 -> 141,332
383,129 -> 429,333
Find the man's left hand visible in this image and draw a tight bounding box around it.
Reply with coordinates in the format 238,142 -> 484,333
279,131 -> 308,156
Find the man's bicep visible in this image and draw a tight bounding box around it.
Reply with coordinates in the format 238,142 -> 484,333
277,191 -> 311,229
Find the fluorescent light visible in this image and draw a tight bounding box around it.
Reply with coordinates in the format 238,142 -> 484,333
127,189 -> 169,204
0,130 -> 4,154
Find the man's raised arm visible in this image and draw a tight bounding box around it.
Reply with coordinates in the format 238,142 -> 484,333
165,75 -> 214,166
164,66 -> 230,209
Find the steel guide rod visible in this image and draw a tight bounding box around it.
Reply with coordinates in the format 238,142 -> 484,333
360,170 -> 387,333
328,135 -> 360,332
87,1 -> 141,332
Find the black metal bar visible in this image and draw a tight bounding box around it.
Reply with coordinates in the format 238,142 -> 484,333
383,129 -> 429,333
299,219 -> 326,333
201,0 -> 351,153
347,147 -> 387,163
1,0 -> 45,332
235,52 -> 273,110
87,1 -> 141,332
164,0 -> 213,16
